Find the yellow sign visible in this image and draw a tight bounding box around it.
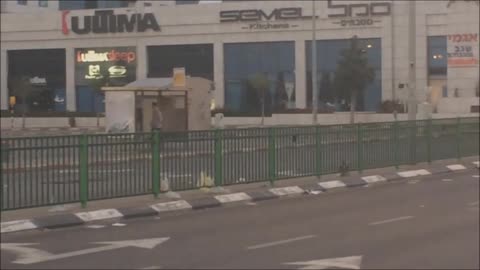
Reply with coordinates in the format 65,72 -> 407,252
9,96 -> 16,107
173,67 -> 186,88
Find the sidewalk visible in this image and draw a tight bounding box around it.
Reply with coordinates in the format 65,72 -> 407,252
2,156 -> 478,234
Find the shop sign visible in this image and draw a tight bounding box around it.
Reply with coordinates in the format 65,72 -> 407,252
62,10 -> 160,35
447,33 -> 479,67
75,47 -> 136,87
219,7 -> 316,30
328,0 -> 391,27
173,67 -> 186,88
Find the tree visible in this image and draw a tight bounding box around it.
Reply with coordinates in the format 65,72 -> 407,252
333,36 -> 375,123
248,73 -> 270,125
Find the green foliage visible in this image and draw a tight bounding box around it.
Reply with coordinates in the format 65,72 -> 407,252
333,36 -> 375,106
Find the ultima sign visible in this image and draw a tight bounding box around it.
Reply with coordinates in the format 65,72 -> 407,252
62,10 -> 160,35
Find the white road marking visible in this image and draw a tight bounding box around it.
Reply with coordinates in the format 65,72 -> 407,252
318,180 -> 346,189
369,216 -> 414,226
408,180 -> 419,184
361,175 -> 387,184
246,235 -> 317,250
139,266 -> 162,270
215,192 -> 252,203
112,223 -> 126,227
284,255 -> 363,270
86,225 -> 105,229
269,186 -> 304,196
468,201 -> 479,206
150,200 -> 192,213
397,169 -> 431,178
2,238 -> 169,265
473,175 -> 480,178
447,164 -> 467,171
1,220 -> 37,233
442,179 -> 454,182
75,209 -> 123,222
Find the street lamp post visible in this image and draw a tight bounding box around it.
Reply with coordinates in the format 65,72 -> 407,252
407,0 -> 417,120
312,0 -> 318,124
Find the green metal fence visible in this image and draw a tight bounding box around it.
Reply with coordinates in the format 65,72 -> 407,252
1,117 -> 479,210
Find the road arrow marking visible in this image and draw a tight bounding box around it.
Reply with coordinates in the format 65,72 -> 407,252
285,255 -> 363,269
1,237 -> 169,265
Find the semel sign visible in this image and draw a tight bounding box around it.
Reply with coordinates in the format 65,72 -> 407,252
62,10 -> 160,35
219,8 -> 316,23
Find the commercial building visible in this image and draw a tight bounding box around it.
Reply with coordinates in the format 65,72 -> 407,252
1,0 -> 479,126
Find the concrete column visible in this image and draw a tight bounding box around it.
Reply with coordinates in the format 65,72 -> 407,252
137,44 -> 147,80
65,47 -> 76,112
295,39 -> 306,109
213,42 -> 224,109
0,49 -> 7,110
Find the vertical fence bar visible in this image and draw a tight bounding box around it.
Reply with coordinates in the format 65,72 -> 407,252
214,129 -> 223,187
357,124 -> 363,173
152,131 -> 160,197
79,135 -> 88,208
409,120 -> 417,165
268,127 -> 276,186
393,121 -> 399,169
315,126 -> 322,177
427,118 -> 432,164
456,117 -> 461,160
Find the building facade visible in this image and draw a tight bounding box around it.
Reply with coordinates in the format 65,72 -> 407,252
1,0 -> 479,120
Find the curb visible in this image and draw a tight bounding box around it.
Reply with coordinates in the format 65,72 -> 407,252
2,160 -> 479,234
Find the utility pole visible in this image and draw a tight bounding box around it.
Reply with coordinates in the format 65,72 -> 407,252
312,0 -> 318,124
407,0 -> 417,120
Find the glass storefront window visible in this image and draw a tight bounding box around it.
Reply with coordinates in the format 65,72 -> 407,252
147,44 -> 213,80
428,36 -> 447,76
75,47 -> 137,113
224,41 -> 295,115
306,38 -> 382,112
8,49 -> 66,113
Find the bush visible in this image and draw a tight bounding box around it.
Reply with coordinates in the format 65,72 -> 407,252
378,100 -> 405,113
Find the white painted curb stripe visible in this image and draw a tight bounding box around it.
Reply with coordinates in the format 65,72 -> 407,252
215,192 -> 252,204
397,169 -> 431,178
150,200 -> 192,213
1,220 -> 37,233
447,164 -> 467,171
75,209 -> 123,222
269,186 -> 304,196
318,180 -> 346,189
361,175 -> 387,184
473,161 -> 479,168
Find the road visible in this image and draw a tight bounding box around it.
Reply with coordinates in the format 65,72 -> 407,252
1,169 -> 479,269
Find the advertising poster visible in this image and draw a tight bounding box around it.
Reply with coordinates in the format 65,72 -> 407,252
447,33 -> 479,67
75,47 -> 137,86
105,91 -> 135,133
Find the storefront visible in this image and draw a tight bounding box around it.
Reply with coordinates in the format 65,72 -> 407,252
1,0 -> 479,120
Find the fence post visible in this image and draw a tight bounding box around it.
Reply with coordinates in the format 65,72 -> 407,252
456,117 -> 461,160
315,126 -> 322,177
427,118 -> 432,164
79,134 -> 88,208
409,120 -> 417,165
214,128 -> 223,187
152,130 -> 160,197
393,121 -> 399,169
268,127 -> 277,186
357,124 -> 363,173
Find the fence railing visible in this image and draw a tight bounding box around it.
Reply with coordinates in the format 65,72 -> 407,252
1,117 -> 479,210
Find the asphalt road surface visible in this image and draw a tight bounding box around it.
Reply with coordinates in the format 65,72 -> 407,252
1,169 -> 479,269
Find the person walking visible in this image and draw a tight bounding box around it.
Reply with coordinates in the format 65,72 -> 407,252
151,102 -> 163,132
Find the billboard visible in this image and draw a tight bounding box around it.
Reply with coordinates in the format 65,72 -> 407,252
75,47 -> 137,87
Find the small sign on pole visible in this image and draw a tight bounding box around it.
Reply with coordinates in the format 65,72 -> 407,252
173,67 -> 186,88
